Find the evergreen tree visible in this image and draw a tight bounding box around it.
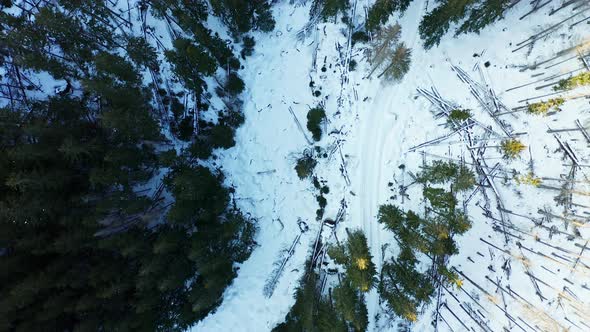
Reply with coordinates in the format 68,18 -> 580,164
210,0 -> 275,35
333,279 -> 369,331
165,38 -> 216,94
0,0 -> 266,329
366,0 -> 412,32
370,23 -> 401,72
380,42 -> 411,81
315,0 -> 350,20
368,23 -> 411,81
419,0 -> 513,49
377,160 -> 474,321
307,106 -> 326,141
328,230 -> 377,292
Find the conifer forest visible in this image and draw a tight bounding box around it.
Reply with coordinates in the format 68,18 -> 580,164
2,0 -> 590,331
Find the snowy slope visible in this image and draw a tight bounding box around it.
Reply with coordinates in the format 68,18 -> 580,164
197,0 -> 590,331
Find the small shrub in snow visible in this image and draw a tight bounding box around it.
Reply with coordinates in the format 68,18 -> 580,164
501,138 -> 526,159
553,72 -> 590,91
306,106 -> 326,141
527,98 -> 564,115
295,153 -> 317,179
515,172 -> 541,187
448,109 -> 472,122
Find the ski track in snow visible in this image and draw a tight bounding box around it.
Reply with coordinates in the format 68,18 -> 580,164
355,3 -> 426,328
196,0 -> 590,331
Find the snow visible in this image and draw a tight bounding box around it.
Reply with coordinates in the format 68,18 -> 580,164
4,0 -> 590,331
197,0 -> 590,331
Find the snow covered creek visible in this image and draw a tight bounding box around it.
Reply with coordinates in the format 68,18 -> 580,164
195,1 -> 590,331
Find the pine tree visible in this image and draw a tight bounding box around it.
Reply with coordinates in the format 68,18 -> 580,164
328,230 -> 377,292
369,23 -> 401,74
316,0 -> 350,20
379,42 -> 412,81
165,38 -> 216,94
366,0 -> 412,32
419,0 -> 475,49
333,279 -> 369,331
377,160 -> 474,322
0,0 -> 266,329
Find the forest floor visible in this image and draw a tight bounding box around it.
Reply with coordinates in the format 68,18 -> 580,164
195,1 -> 590,331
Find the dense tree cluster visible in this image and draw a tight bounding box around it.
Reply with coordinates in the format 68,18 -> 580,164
378,161 -> 474,321
366,0 -> 412,32
311,0 -> 350,20
366,0 -> 514,49
273,259 -> 346,332
328,230 -> 377,293
210,0 -> 275,35
275,230 -> 375,332
0,0 -> 271,330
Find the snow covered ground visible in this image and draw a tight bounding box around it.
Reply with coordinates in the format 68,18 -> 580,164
196,1 -> 590,331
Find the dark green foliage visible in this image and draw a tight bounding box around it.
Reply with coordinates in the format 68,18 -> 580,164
225,72 -> 245,96
455,0 -> 512,35
326,230 -> 372,331
273,259 -> 320,332
0,95 -> 183,331
210,0 -> 276,34
328,230 -> 377,292
307,106 -> 326,141
380,249 -> 434,322
295,153 -> 318,179
165,166 -> 229,224
221,109 -> 246,128
175,116 -> 195,141
317,195 -> 328,208
164,165 -> 256,318
189,136 -> 214,160
416,160 -> 475,191
209,123 -> 237,149
273,256 -> 348,332
126,36 -> 159,71
241,36 -> 256,58
377,160 -> 474,321
333,280 -> 369,332
419,0 -> 512,49
165,38 -> 216,93
448,108 -> 472,123
351,30 -> 369,45
366,0 -> 412,32
316,0 -> 350,20
0,0 -> 266,329
186,121 -> 238,160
